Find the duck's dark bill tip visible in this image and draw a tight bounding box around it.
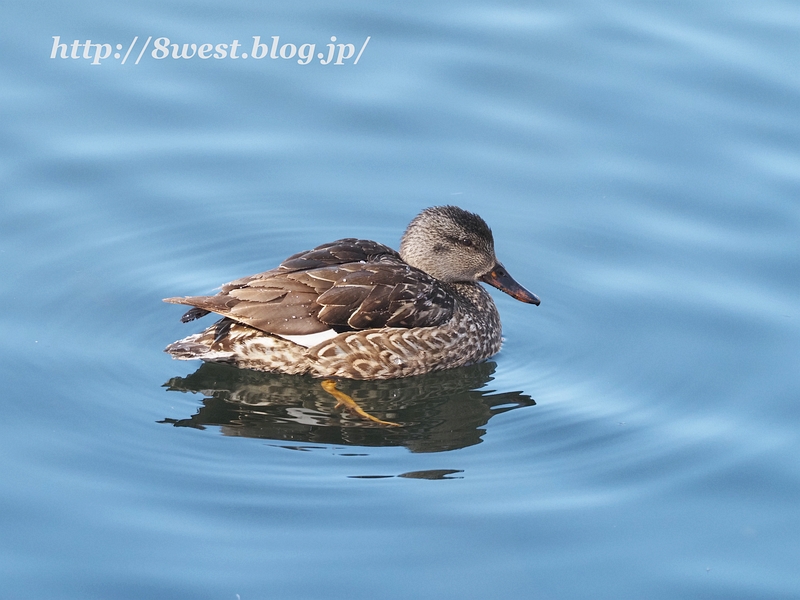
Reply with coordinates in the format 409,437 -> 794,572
480,266 -> 541,305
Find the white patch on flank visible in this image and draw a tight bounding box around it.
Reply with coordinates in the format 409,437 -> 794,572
276,329 -> 340,348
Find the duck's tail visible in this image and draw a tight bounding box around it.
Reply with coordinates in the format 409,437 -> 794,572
164,321 -> 236,363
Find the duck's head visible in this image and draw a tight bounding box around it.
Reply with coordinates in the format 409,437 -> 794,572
400,206 -> 540,305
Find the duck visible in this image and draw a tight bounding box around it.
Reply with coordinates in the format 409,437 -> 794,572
164,205 -> 540,381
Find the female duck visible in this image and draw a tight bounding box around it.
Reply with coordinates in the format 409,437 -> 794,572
164,205 -> 539,380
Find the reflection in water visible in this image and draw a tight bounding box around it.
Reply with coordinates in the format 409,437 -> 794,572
348,469 -> 465,480
162,362 -> 535,453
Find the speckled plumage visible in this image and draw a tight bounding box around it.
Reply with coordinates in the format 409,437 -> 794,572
164,206 -> 540,379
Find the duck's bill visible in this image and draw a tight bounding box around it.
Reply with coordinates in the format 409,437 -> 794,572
480,264 -> 541,305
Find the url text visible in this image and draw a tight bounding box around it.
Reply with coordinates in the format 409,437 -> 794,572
49,35 -> 371,66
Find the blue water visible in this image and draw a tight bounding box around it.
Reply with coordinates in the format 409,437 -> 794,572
3,1 -> 799,598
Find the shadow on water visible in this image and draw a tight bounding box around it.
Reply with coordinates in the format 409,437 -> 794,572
161,361 -> 535,453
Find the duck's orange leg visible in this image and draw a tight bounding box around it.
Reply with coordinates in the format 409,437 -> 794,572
321,380 -> 401,427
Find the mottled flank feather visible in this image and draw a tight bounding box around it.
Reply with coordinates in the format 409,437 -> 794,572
164,206 -> 539,379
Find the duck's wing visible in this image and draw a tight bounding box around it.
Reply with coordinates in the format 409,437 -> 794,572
164,238 -> 455,335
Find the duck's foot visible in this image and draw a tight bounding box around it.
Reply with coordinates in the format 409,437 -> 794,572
321,380 -> 401,427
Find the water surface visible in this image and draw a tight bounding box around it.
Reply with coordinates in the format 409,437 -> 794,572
2,1 -> 799,598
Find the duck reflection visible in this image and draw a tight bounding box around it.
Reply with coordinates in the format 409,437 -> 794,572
161,361 -> 535,453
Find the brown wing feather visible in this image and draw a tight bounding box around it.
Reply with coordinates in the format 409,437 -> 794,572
276,238 -> 398,272
164,238 -> 455,335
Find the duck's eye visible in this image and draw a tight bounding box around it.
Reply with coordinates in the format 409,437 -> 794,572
459,238 -> 473,247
